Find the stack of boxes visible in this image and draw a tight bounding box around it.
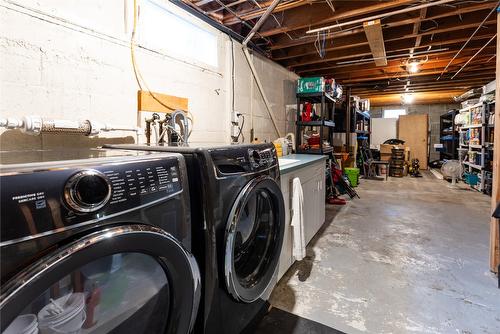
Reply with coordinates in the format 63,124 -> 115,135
390,148 -> 405,177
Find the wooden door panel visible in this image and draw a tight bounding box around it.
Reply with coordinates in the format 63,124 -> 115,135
398,114 -> 429,169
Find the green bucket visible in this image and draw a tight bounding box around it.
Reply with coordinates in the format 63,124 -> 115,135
344,167 -> 360,187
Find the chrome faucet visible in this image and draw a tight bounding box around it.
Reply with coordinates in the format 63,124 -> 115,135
170,110 -> 189,145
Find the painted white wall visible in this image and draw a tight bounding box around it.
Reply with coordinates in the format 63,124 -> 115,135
0,0 -> 298,150
370,118 -> 398,149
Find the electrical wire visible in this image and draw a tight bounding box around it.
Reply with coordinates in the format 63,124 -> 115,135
437,0 -> 500,80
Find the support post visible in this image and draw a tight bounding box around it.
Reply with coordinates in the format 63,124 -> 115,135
490,6 -> 500,273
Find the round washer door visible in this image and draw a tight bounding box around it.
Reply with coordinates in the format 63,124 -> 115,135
0,225 -> 200,334
224,176 -> 285,303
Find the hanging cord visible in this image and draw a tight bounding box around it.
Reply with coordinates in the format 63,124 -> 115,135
130,0 -> 195,130
314,31 -> 327,58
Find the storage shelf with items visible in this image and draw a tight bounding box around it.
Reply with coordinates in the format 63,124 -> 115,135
295,77 -> 341,155
350,96 -> 371,146
439,109 -> 458,160
457,101 -> 495,194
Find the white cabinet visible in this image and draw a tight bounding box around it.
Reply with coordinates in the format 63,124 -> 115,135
277,159 -> 326,280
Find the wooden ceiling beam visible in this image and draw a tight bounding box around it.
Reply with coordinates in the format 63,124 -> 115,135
273,17 -> 495,62
352,76 -> 494,88
284,17 -> 496,68
368,91 -> 464,106
352,79 -> 491,95
327,56 -> 494,81
293,39 -> 496,73
246,0 -> 418,35
268,2 -> 495,50
222,0 -> 311,25
206,0 -> 247,14
338,66 -> 496,84
323,53 -> 495,77
349,73 -> 495,88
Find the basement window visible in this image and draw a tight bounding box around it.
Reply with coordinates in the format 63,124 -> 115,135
138,0 -> 218,67
384,109 -> 406,118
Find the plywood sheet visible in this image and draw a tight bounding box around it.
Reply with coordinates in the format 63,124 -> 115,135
398,114 -> 428,169
137,90 -> 188,113
363,19 -> 387,66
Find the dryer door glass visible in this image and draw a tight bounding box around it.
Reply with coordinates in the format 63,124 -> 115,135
1,225 -> 200,334
225,177 -> 285,303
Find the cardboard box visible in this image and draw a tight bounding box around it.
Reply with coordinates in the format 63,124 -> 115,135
380,153 -> 392,162
379,144 -> 411,161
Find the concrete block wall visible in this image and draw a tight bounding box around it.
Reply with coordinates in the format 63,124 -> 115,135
370,104 -> 460,161
0,0 -> 297,150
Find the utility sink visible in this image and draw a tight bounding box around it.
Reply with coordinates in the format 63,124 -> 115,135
278,158 -> 300,166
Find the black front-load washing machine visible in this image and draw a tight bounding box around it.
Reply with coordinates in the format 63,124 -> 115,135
106,143 -> 285,334
0,148 -> 200,334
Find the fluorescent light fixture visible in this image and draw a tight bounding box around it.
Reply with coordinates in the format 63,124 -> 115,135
401,93 -> 414,104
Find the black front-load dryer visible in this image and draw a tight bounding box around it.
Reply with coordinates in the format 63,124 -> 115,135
0,148 -> 200,334
105,143 -> 285,334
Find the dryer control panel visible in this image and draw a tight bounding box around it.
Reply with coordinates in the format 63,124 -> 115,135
247,148 -> 276,169
1,156 -> 183,243
210,144 -> 278,176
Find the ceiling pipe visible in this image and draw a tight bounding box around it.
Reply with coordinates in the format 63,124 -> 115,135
243,0 -> 282,46
450,34 -> 497,80
241,0 -> 283,138
306,0 -> 456,34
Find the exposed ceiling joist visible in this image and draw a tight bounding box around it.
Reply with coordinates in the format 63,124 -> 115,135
182,0 -> 499,100
269,2 -> 495,50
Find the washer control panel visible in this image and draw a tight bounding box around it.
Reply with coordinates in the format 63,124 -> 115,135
1,157 -> 183,243
103,164 -> 179,205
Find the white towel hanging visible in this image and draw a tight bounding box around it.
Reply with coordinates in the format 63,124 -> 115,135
291,177 -> 306,261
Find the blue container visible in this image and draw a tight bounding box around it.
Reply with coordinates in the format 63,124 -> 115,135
464,173 -> 479,186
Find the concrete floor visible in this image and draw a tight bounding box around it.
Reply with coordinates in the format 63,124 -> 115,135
271,172 -> 500,334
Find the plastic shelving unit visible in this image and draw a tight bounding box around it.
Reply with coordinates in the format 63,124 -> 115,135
295,92 -> 336,155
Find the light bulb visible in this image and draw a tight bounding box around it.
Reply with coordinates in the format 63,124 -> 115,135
402,93 -> 414,104
408,62 -> 419,73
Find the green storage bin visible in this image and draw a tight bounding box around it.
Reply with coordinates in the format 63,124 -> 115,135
344,167 -> 360,187
297,77 -> 324,94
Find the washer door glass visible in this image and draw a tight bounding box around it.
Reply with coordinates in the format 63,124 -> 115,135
3,253 -> 169,334
225,177 -> 285,303
1,225 -> 200,334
